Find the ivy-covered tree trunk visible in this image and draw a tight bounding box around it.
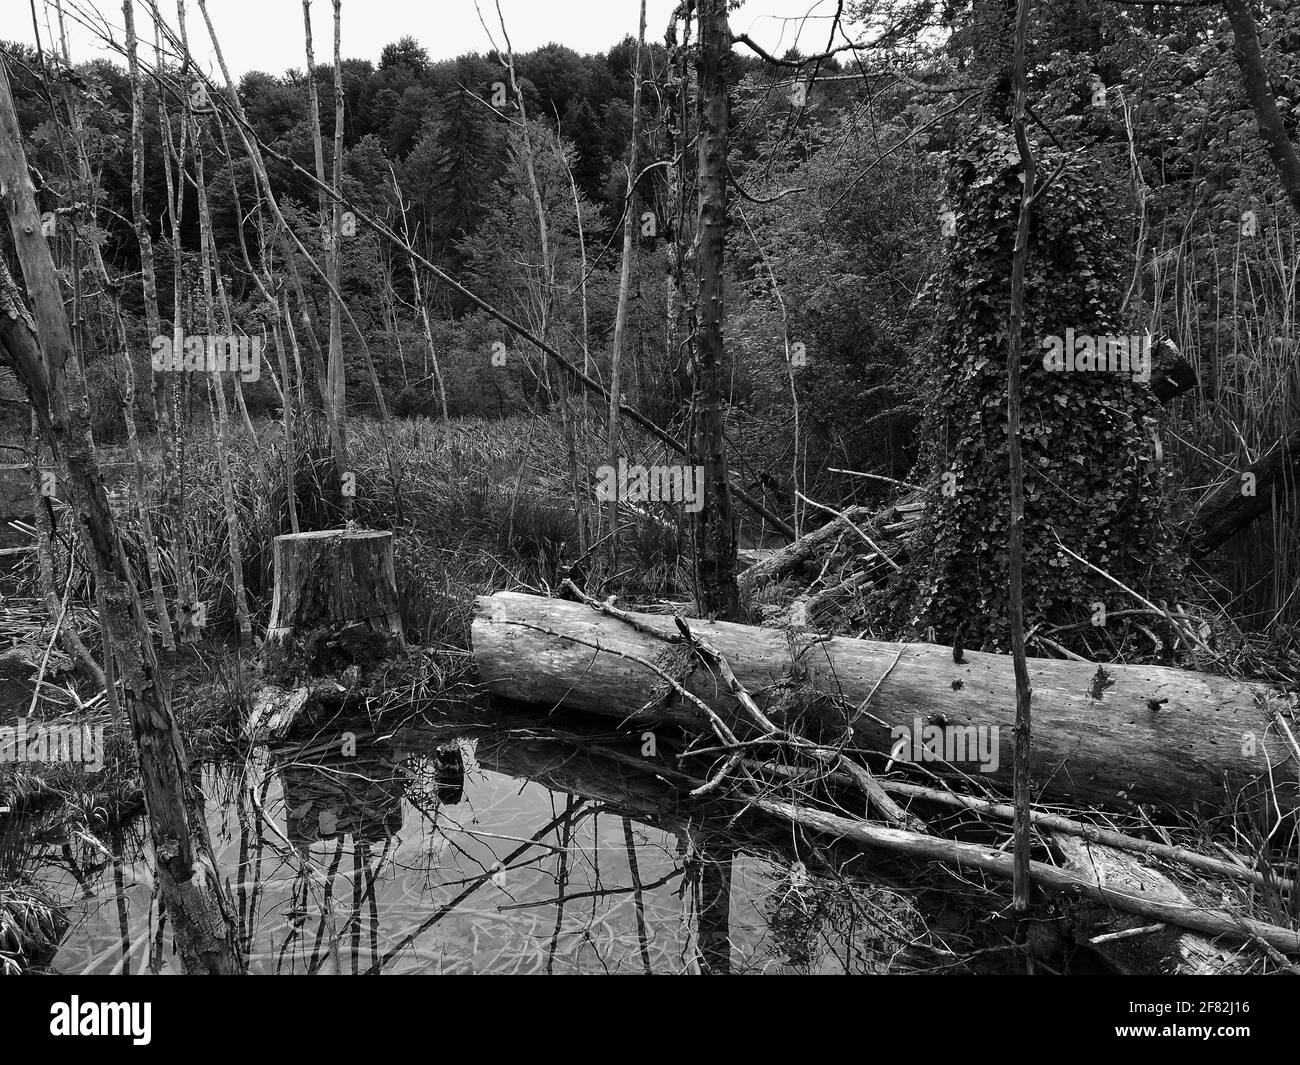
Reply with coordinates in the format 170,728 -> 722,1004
904,127 -> 1174,650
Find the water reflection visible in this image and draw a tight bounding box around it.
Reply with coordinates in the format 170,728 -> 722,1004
27,711 -> 942,974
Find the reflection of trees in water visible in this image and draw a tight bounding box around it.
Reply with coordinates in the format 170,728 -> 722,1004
280,737 -> 406,848
253,725 -> 446,974
761,862 -> 926,974
690,839 -> 734,975
0,812 -> 70,972
2,802 -> 151,974
26,715 -> 991,974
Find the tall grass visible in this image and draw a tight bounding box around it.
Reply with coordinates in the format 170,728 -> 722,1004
1150,214 -> 1300,643
85,410 -> 696,651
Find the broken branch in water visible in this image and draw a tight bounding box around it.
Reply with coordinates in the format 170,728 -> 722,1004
741,794 -> 1300,955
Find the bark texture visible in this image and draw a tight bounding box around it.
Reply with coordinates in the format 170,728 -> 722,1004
265,529 -> 404,643
472,591 -> 1297,813
692,0 -> 739,618
0,59 -> 242,973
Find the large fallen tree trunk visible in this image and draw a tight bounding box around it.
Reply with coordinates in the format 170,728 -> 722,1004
472,592 -> 1298,812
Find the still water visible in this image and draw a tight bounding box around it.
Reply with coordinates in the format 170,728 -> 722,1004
30,716 -> 931,974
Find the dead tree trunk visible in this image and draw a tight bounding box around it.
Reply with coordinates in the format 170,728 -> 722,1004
155,24 -> 201,644
693,0 -> 740,619
327,0 -> 347,424
471,591 -> 1297,813
100,0 -> 176,653
25,409 -> 104,687
0,59 -> 243,973
606,0 -> 646,553
387,167 -> 448,423
1223,0 -> 1300,218
192,0 -> 351,520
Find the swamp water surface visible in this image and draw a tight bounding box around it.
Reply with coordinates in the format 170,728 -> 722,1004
26,711 -> 945,974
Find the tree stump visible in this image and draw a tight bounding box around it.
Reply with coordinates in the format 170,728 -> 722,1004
248,529 -> 406,745
266,529 -> 404,644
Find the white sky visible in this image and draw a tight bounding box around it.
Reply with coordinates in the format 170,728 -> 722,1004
22,1 -> 856,76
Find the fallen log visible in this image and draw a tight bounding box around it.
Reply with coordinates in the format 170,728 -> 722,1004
876,778 -> 1289,891
471,591 -> 1298,812
739,501 -> 892,589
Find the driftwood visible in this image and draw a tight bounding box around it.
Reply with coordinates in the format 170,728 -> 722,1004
471,591 -> 1298,812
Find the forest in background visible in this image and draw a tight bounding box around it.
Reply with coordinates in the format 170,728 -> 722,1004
3,1 -> 1299,640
